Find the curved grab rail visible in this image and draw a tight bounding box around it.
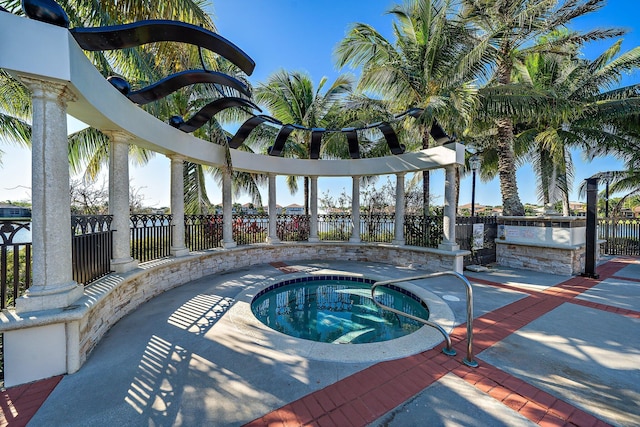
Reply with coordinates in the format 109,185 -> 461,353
371,271 -> 478,367
70,20 -> 256,75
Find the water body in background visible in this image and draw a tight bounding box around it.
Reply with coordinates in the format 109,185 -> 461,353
0,221 -> 32,244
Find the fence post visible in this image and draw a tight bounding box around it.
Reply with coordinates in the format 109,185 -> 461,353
582,177 -> 599,278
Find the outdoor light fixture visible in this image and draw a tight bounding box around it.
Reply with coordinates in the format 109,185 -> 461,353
469,154 -> 481,217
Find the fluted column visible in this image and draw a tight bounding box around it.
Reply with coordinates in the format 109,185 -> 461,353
169,154 -> 189,256
349,176 -> 361,243
267,173 -> 280,244
439,165 -> 460,251
221,168 -> 237,248
309,176 -> 319,243
15,77 -> 83,313
105,131 -> 138,272
393,172 -> 406,246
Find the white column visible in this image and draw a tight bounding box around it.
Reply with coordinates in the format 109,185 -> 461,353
349,176 -> 361,243
309,176 -> 319,242
169,154 -> 190,256
439,165 -> 460,251
105,131 -> 138,273
222,168 -> 237,248
15,77 -> 83,313
267,173 -> 280,244
393,172 -> 406,246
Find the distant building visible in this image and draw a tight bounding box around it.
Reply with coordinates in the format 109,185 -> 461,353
283,204 -> 304,215
0,203 -> 31,218
240,203 -> 259,215
568,202 -> 586,216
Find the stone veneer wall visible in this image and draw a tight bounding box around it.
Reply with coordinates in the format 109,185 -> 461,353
496,241 -> 585,276
77,243 -> 466,367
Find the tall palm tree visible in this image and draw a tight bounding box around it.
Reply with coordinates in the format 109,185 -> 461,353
254,70 -> 354,214
335,0 -> 478,215
461,0 -> 625,215
510,36 -> 640,215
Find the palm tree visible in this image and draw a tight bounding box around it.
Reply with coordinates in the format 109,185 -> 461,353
460,0 -> 625,215
512,37 -> 640,215
335,0 -> 478,215
0,1 -> 263,214
254,70 -> 354,214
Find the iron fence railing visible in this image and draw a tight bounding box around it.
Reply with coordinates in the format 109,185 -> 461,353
185,214 -> 222,251
599,218 -> 640,256
71,215 -> 114,285
1,213 -> 503,310
317,214 -> 352,241
0,220 -> 31,310
130,214 -> 172,262
455,216 -> 498,265
360,214 -> 395,243
404,215 -> 444,248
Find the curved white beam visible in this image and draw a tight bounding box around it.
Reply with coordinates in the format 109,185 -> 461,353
0,13 -> 465,176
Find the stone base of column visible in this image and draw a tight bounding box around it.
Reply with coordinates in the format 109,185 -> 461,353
14,281 -> 84,314
308,237 -> 320,243
110,257 -> 139,273
171,246 -> 190,257
349,237 -> 361,243
266,236 -> 281,244
392,239 -> 405,246
438,242 -> 460,251
221,240 -> 237,249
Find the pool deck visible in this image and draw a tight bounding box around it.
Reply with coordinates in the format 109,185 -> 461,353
1,256 -> 638,426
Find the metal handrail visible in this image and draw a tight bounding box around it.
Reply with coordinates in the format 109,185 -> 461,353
371,271 -> 478,367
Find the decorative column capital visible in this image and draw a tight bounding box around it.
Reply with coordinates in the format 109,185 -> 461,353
103,130 -> 133,144
167,153 -> 187,163
18,75 -> 77,105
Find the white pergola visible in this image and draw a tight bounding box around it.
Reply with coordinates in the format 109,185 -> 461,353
0,12 -> 466,313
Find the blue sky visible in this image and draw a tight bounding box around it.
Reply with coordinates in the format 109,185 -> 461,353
1,0 -> 638,208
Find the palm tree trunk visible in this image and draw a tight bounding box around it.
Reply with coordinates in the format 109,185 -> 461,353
422,127 -> 430,216
496,118 -> 525,216
496,48 -> 525,216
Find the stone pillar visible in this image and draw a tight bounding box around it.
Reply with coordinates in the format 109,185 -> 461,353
439,165 -> 460,251
169,154 -> 189,256
309,176 -> 319,243
104,131 -> 138,273
267,173 -> 280,244
350,176 -> 361,243
221,168 -> 237,248
15,77 -> 84,313
393,172 -> 406,246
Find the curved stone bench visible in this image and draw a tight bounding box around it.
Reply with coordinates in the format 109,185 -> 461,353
0,242 -> 467,386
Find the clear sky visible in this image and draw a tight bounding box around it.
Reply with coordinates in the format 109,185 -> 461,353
0,0 -> 638,208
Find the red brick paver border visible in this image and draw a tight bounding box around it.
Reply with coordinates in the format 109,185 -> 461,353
0,376 -> 62,427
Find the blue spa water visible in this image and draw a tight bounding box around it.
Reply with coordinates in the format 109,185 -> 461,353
251,277 -> 429,344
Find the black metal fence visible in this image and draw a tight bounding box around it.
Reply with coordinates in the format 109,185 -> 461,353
1,213 -> 501,309
0,220 -> 31,309
456,216 -> 498,265
130,214 -> 172,262
599,218 -> 640,256
71,215 -> 113,285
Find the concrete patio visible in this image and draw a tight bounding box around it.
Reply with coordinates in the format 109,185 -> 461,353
1,256 -> 638,426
